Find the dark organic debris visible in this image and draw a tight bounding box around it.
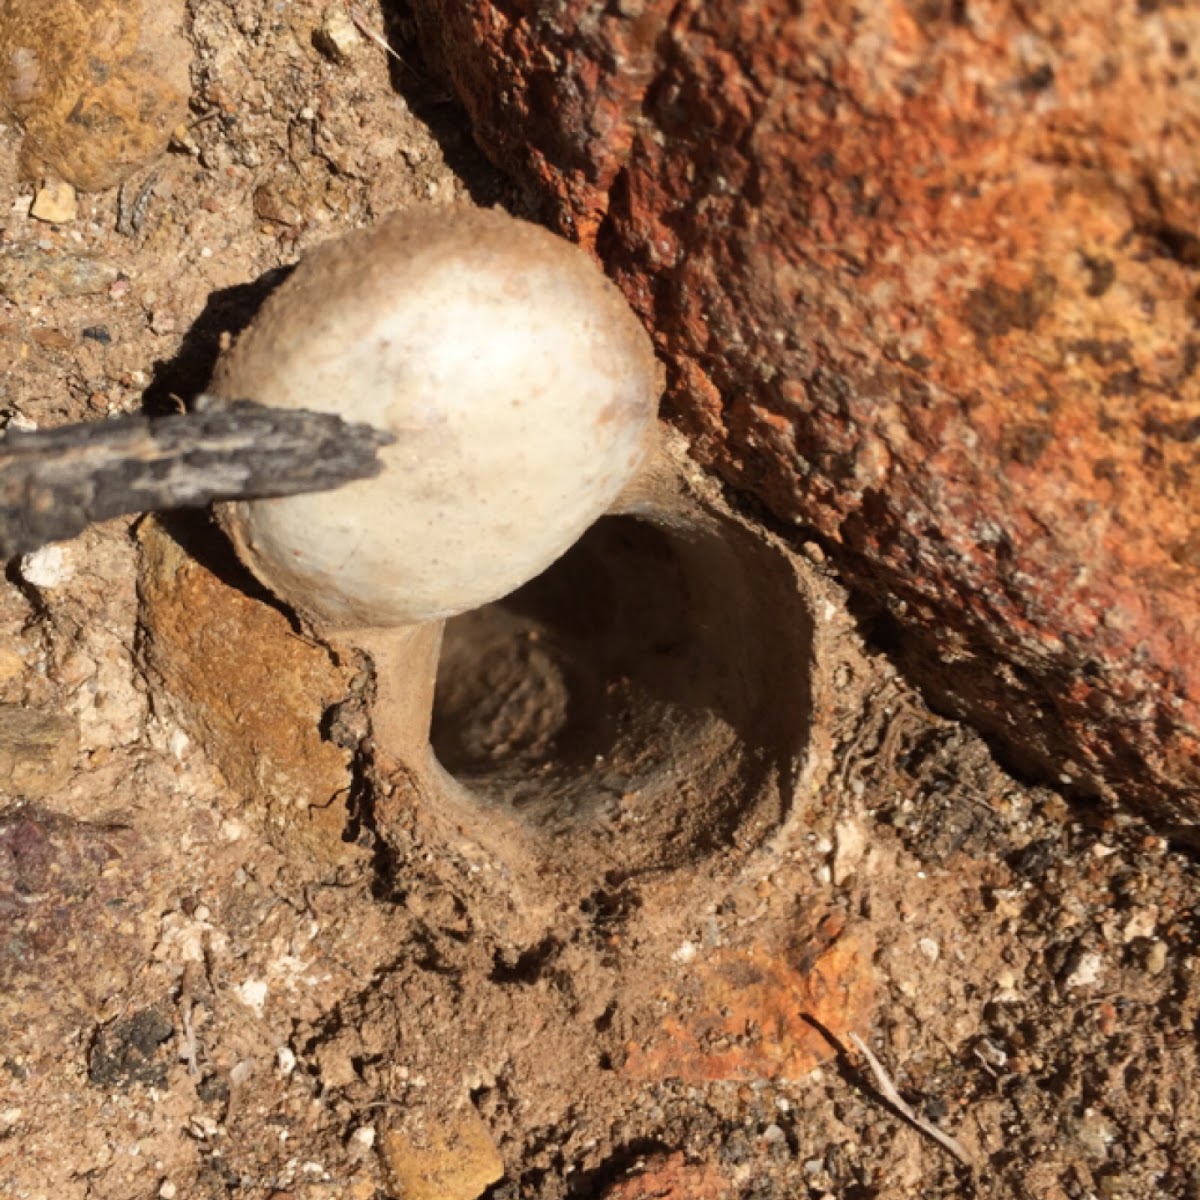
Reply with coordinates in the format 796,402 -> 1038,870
88,1008 -> 176,1089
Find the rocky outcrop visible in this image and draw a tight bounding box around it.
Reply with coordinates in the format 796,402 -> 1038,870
409,0 -> 1200,823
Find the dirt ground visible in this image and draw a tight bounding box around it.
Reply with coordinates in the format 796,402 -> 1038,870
2,2 -> 1199,1198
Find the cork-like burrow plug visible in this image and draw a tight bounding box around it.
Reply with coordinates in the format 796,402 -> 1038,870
211,206 -> 661,766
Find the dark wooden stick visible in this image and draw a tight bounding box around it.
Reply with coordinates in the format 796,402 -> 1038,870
0,398 -> 393,559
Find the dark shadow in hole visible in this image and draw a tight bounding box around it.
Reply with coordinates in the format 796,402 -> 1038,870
579,880 -> 642,927
432,511 -> 814,868
435,516 -> 812,783
490,935 -> 561,985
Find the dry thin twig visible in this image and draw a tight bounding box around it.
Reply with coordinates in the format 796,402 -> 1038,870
345,2 -> 407,66
847,1031 -> 976,1169
180,1000 -> 200,1078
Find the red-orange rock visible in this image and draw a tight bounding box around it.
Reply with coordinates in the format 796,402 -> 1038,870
411,0 -> 1200,822
602,1152 -> 729,1200
623,914 -> 875,1085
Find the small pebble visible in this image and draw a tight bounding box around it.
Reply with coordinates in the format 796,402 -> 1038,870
1145,940 -> 1168,975
235,979 -> 268,1015
762,1123 -> 787,1146
20,544 -> 74,589
672,940 -> 698,964
1068,1108 -> 1116,1159
315,5 -> 362,62
1063,950 -> 1105,990
1121,907 -> 1157,943
832,819 -> 867,885
30,178 -> 77,224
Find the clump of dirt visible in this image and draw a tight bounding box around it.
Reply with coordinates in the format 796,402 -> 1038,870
1,3 -> 1199,1199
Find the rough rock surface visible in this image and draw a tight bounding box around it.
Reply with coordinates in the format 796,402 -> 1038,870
0,705 -> 78,797
0,0 -> 190,191
408,0 -> 1200,823
136,517 -> 356,862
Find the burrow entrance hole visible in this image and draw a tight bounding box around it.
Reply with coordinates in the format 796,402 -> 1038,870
430,511 -> 815,875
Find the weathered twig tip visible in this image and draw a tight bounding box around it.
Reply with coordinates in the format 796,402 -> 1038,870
0,401 -> 393,560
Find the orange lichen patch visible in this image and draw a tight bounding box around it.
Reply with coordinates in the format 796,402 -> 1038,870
623,915 -> 875,1084
0,0 -> 190,191
603,1152 -> 730,1200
